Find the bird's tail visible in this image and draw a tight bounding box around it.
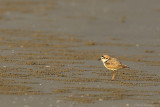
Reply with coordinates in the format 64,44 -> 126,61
122,64 -> 129,68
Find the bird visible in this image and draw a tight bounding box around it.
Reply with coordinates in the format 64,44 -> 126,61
99,54 -> 129,80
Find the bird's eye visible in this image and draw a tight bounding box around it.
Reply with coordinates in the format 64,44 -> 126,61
101,56 -> 106,59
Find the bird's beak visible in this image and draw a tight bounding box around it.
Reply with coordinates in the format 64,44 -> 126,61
98,58 -> 101,61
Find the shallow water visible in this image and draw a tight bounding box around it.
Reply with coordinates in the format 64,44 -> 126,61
0,0 -> 160,107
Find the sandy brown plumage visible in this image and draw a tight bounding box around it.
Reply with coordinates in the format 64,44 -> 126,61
104,57 -> 128,70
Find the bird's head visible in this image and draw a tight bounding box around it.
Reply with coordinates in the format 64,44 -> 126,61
100,55 -> 110,63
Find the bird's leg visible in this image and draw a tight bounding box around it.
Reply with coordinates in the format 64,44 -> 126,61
111,71 -> 116,80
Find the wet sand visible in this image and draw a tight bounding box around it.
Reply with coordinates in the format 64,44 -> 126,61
0,0 -> 160,107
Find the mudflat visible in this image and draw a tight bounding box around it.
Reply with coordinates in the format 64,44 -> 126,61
0,0 -> 160,107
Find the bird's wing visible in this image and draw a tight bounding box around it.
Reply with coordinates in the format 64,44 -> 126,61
105,58 -> 122,69
106,58 -> 121,65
